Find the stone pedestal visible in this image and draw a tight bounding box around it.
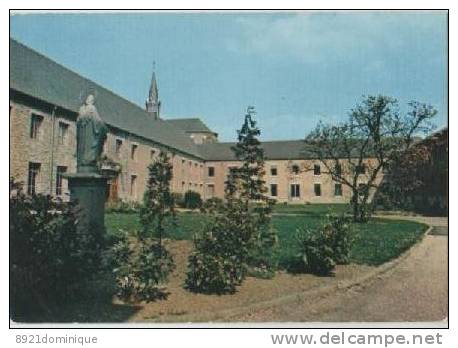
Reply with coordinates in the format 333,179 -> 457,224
64,173 -> 108,235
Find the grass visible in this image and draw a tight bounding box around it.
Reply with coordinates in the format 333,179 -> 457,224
106,206 -> 428,267
272,203 -> 351,216
20,206 -> 428,322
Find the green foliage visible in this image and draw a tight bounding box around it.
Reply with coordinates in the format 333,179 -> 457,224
172,192 -> 185,208
201,197 -> 224,213
247,225 -> 278,279
106,210 -> 427,269
111,231 -> 175,302
184,190 -> 203,210
306,95 -> 437,222
105,200 -> 142,214
140,150 -> 176,241
185,222 -> 245,294
10,179 -> 103,319
112,150 -> 176,302
186,106 -> 278,293
296,228 -> 336,276
296,214 -> 353,275
323,214 -> 354,265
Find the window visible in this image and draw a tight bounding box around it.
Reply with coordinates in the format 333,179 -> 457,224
57,122 -> 69,145
291,164 -> 300,175
131,144 -> 138,161
314,164 -> 321,175
115,139 -> 123,156
334,183 -> 342,196
30,114 -> 43,139
27,162 -> 41,195
270,167 -> 278,176
207,184 -> 215,197
335,163 -> 342,176
356,164 -> 366,174
56,166 -> 67,196
208,167 -> 215,177
314,183 -> 321,196
290,184 -> 300,198
270,184 -> 278,197
130,175 -> 137,197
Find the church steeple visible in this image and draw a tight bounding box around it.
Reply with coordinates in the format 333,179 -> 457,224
145,63 -> 161,120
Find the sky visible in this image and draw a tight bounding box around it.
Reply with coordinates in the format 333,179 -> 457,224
10,11 -> 448,142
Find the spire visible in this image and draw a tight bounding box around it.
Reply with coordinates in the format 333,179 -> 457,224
146,62 -> 161,119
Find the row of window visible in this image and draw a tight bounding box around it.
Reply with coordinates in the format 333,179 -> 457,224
115,139 -> 154,161
207,164 -> 366,178
30,114 -> 69,145
27,162 -> 67,196
269,183 -> 343,198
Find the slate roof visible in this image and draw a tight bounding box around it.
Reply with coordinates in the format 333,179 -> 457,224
10,38 -> 203,159
165,118 -> 216,135
197,140 -> 318,161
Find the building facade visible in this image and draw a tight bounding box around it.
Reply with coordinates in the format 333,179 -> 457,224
10,39 -> 378,204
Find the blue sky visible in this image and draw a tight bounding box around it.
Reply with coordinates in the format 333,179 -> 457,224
10,12 -> 447,141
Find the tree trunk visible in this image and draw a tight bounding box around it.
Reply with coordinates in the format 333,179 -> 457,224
351,191 -> 359,222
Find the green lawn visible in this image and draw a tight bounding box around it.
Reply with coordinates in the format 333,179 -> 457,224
272,203 -> 351,216
105,209 -> 428,268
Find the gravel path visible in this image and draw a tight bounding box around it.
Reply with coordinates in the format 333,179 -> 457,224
227,216 -> 448,323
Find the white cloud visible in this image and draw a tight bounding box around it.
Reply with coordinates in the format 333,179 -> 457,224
230,12 -> 446,64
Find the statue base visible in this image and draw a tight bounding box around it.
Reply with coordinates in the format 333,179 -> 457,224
64,172 -> 108,236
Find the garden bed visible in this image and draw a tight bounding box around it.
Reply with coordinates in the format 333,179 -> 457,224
23,211 -> 427,322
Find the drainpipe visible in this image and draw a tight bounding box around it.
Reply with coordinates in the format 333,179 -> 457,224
49,105 -> 57,196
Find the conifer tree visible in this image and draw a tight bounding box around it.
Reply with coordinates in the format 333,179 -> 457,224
186,107 -> 277,293
113,150 -> 175,302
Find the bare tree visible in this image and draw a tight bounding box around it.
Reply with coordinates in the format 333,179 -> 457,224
306,95 -> 436,222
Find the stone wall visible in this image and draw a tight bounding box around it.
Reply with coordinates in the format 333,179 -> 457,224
10,95 -> 206,202
10,96 -> 77,198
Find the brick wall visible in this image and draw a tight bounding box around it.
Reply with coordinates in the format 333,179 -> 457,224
203,158 -> 382,204
10,95 -> 206,202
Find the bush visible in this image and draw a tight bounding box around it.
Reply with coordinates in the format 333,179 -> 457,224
185,215 -> 246,294
295,214 -> 354,275
247,226 -> 278,279
184,190 -> 202,210
172,193 -> 185,208
105,200 -> 141,214
296,228 -> 336,276
201,197 -> 224,213
325,214 -> 353,264
111,232 -> 175,302
10,180 -> 103,319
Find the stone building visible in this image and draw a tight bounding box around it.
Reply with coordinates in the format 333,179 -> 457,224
10,38 -> 377,204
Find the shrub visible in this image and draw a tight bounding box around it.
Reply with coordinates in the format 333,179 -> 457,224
247,225 -> 278,279
186,233 -> 241,294
184,190 -> 202,210
111,232 -> 175,302
10,179 -> 103,319
201,197 -> 224,213
106,200 -> 141,214
325,214 -> 353,264
172,192 -> 185,208
185,214 -> 246,294
296,228 -> 336,276
111,150 -> 176,302
295,214 -> 354,275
